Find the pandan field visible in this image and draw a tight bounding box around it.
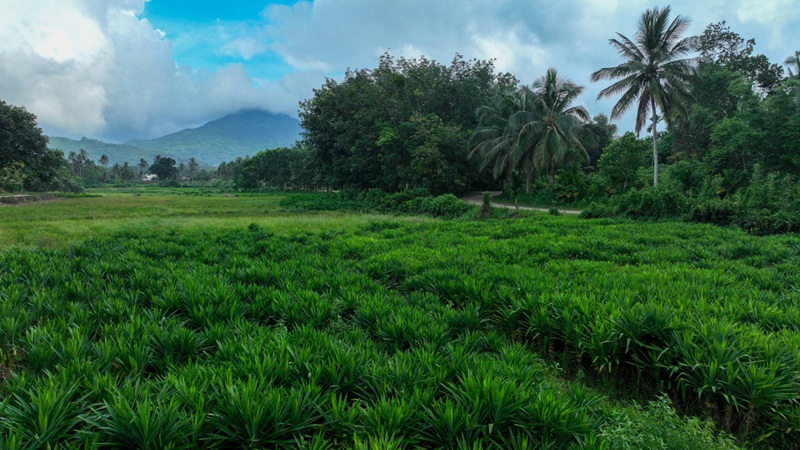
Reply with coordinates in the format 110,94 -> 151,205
0,189 -> 798,449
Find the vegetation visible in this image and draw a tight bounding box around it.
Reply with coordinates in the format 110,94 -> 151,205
6,190 -> 796,447
2,5 -> 799,447
298,53 -> 517,194
0,100 -> 79,192
591,6 -> 698,186
470,69 -> 591,192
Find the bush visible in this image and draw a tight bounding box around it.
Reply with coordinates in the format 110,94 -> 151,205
691,198 -> 734,225
583,187 -> 691,220
599,395 -> 738,450
280,189 -> 474,219
407,194 -> 472,218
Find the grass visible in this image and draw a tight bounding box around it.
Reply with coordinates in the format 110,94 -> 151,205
0,189 -> 433,248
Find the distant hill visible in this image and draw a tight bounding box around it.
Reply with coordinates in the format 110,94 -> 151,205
126,110 -> 302,165
48,109 -> 302,166
47,137 -> 162,166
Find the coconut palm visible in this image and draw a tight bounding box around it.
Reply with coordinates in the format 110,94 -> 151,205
470,86 -> 536,191
521,68 -> 590,187
785,51 -> 800,79
471,70 -> 589,192
591,6 -> 698,186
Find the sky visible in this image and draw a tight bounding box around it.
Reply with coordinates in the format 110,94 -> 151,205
0,0 -> 798,143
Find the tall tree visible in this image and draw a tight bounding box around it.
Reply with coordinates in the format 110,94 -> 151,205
0,99 -> 68,190
522,68 -> 590,187
187,157 -> 199,182
138,158 -> 149,176
698,21 -> 784,93
470,86 -> 534,189
786,51 -> 800,79
149,155 -> 178,180
591,6 -> 698,186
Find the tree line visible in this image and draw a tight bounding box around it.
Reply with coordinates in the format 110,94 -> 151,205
228,6 -> 799,233
3,6 -> 799,234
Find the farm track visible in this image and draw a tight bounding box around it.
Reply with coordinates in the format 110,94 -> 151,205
461,191 -> 582,215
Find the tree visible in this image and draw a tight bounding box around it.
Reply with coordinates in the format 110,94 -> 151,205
149,155 -> 178,180
0,99 -> 69,190
522,68 -> 590,187
591,6 -> 698,186
597,132 -> 647,192
786,51 -> 800,79
187,157 -> 199,182
138,158 -> 149,176
470,86 -> 531,188
98,154 -> 109,168
300,53 -> 516,193
471,69 -> 590,192
698,21 -> 784,93
583,114 -> 617,168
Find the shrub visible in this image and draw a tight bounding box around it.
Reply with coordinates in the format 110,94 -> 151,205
408,194 -> 471,218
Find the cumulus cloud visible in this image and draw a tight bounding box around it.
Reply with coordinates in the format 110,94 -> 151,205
0,0 -> 797,141
0,0 -> 303,141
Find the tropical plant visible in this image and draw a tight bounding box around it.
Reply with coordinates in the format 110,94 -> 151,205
472,69 -> 590,191
786,50 -> 800,79
524,68 -> 590,187
591,6 -> 698,186
470,86 -> 534,189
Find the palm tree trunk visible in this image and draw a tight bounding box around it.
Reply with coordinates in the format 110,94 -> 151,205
651,97 -> 658,187
525,168 -> 532,194
550,158 -> 556,187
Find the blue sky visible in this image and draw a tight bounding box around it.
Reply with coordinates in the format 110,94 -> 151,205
1,0 -> 798,142
143,0 -> 297,79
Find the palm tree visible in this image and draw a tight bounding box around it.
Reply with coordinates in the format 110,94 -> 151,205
470,86 -> 536,190
471,71 -> 589,192
591,6 -> 698,186
138,158 -> 148,176
785,51 -> 800,79
521,68 -> 590,187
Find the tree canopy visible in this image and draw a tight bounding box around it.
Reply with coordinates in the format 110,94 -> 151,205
299,53 -> 517,194
0,99 -> 71,191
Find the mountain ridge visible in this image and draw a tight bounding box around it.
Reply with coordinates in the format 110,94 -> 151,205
48,109 -> 302,166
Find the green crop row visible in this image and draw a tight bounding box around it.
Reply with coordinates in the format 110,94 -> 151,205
0,213 -> 795,447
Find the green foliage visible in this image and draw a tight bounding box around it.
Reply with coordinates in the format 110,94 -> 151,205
233,146 -> 321,191
300,53 -> 515,194
0,99 -> 76,191
600,395 -> 739,450
149,155 -> 179,181
407,194 -> 472,219
582,186 -> 691,220
7,190 -> 800,448
279,189 -> 473,219
471,69 -> 591,193
0,162 -> 25,193
597,132 -> 647,193
592,6 -> 698,187
698,21 -> 784,93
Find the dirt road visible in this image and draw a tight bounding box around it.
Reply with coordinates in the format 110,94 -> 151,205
461,191 -> 582,215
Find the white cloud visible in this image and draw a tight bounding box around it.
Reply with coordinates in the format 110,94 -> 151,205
0,0 -> 797,141
0,0 -> 301,141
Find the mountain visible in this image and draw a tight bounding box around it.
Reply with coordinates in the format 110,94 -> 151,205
47,136 -> 165,166
47,109 -> 302,166
126,110 -> 302,165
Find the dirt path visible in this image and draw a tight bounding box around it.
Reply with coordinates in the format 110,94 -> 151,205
461,191 -> 582,215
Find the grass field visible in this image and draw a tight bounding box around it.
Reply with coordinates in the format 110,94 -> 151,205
0,188 -> 432,249
0,189 -> 797,448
